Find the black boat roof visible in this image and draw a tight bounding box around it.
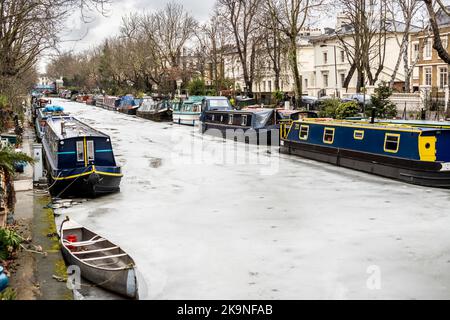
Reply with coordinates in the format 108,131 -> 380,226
47,116 -> 109,140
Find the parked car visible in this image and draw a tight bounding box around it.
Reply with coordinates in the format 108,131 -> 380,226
342,94 -> 373,108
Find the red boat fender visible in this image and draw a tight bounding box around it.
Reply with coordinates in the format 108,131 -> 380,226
66,235 -> 78,251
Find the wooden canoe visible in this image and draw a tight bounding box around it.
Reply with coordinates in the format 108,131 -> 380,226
60,219 -> 138,299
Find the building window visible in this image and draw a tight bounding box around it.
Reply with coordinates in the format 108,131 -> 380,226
323,52 -> 328,64
413,42 -> 420,60
268,80 -> 272,93
263,81 -> 266,92
439,67 -> 448,89
323,73 -> 329,87
354,130 -> 364,140
305,78 -> 309,88
424,67 -> 432,86
424,40 -> 432,60
442,37 -> 448,50
323,128 -> 335,144
299,125 -> 309,140
384,134 -> 400,153
76,141 -> 84,162
340,73 -> 346,88
340,50 -> 345,63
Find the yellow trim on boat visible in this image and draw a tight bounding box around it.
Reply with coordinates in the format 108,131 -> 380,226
384,133 -> 401,153
353,130 -> 365,140
84,137 -> 88,167
298,120 -> 423,133
323,127 -> 336,144
51,169 -> 123,181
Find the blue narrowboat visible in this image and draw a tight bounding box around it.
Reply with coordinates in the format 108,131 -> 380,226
118,95 -> 142,115
42,116 -> 123,197
201,107 -> 317,145
281,119 -> 450,188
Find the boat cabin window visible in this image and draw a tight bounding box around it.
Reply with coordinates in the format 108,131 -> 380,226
87,140 -> 95,162
241,115 -> 248,126
76,141 -> 84,162
384,134 -> 400,153
299,125 -> 309,140
354,130 -> 364,140
229,115 -> 234,125
323,128 -> 335,144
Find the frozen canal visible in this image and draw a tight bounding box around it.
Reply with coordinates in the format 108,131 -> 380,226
55,99 -> 450,300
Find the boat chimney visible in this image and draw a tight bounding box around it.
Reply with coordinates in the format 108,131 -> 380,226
61,121 -> 66,136
370,107 -> 376,124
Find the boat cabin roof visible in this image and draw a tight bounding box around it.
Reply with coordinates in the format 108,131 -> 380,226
47,116 -> 109,140
299,119 -> 449,133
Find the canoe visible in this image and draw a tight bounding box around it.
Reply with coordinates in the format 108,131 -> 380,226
60,218 -> 138,299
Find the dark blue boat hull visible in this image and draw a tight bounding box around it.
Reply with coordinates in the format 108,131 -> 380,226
280,140 -> 450,188
47,166 -> 122,198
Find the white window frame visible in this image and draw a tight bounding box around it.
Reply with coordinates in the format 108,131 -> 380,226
241,115 -> 248,126
76,141 -> 84,162
424,67 -> 432,86
412,41 -> 420,60
442,36 -> 448,51
87,140 -> 95,162
424,40 -> 432,60
439,66 -> 448,89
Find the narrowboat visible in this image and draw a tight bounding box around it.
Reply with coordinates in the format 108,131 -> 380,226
117,95 -> 141,115
137,98 -> 172,122
201,107 -> 317,145
35,106 -> 69,141
172,96 -> 206,126
280,119 -> 450,188
76,95 -> 90,104
42,116 -> 122,197
98,96 -> 121,111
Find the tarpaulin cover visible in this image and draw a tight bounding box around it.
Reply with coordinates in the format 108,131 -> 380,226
44,106 -> 64,112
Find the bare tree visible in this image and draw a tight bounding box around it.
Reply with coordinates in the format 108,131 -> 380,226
265,0 -> 324,107
200,14 -> 231,94
336,0 -> 391,93
387,0 -> 423,90
0,0 -> 111,100
423,0 -> 450,63
258,3 -> 288,92
218,0 -> 263,96
137,2 -> 198,94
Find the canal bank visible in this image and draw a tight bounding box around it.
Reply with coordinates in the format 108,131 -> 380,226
6,115 -> 72,300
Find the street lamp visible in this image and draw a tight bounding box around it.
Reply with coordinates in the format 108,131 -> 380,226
320,44 -> 339,98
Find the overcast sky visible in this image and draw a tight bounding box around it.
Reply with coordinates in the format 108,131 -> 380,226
39,0 -> 215,72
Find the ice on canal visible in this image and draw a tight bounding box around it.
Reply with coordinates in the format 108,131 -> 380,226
55,99 -> 450,300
